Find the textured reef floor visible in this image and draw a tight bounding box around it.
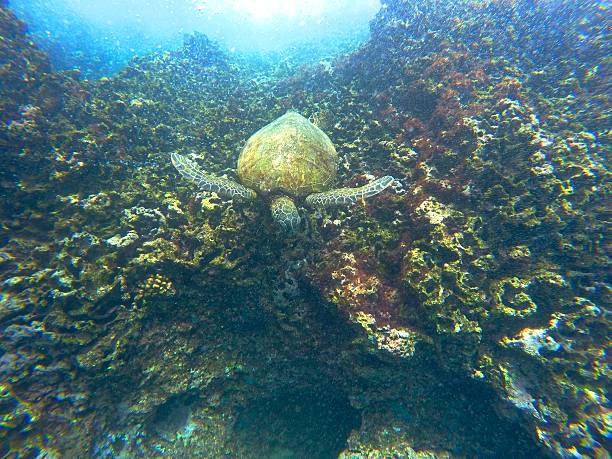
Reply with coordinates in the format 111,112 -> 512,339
0,1 -> 610,458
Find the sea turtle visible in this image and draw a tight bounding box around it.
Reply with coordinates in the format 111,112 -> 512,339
171,111 -> 394,232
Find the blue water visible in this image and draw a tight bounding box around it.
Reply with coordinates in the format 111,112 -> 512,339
8,0 -> 380,78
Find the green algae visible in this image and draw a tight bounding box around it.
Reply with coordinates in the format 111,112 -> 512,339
0,1 -> 609,458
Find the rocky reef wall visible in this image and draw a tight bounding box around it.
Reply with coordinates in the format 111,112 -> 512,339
0,1 -> 609,458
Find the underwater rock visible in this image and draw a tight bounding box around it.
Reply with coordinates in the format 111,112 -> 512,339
106,230 -> 139,248
0,1 -> 609,458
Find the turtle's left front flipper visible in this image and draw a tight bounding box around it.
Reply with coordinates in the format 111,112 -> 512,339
171,153 -> 257,201
305,175 -> 395,208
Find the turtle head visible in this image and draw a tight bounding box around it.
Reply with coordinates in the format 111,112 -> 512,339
270,196 -> 301,233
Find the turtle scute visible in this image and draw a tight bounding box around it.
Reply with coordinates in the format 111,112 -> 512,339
236,111 -> 338,198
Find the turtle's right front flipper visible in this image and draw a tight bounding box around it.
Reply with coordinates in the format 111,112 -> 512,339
171,153 -> 256,201
305,175 -> 395,208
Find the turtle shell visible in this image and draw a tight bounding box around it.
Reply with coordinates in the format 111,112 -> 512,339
236,111 -> 338,198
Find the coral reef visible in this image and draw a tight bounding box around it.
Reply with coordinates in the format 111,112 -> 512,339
0,1 -> 609,458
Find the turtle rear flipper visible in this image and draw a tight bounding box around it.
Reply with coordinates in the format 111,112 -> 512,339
171,153 -> 256,200
305,175 -> 395,208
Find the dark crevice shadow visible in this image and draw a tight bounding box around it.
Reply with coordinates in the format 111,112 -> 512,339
232,386 -> 360,459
